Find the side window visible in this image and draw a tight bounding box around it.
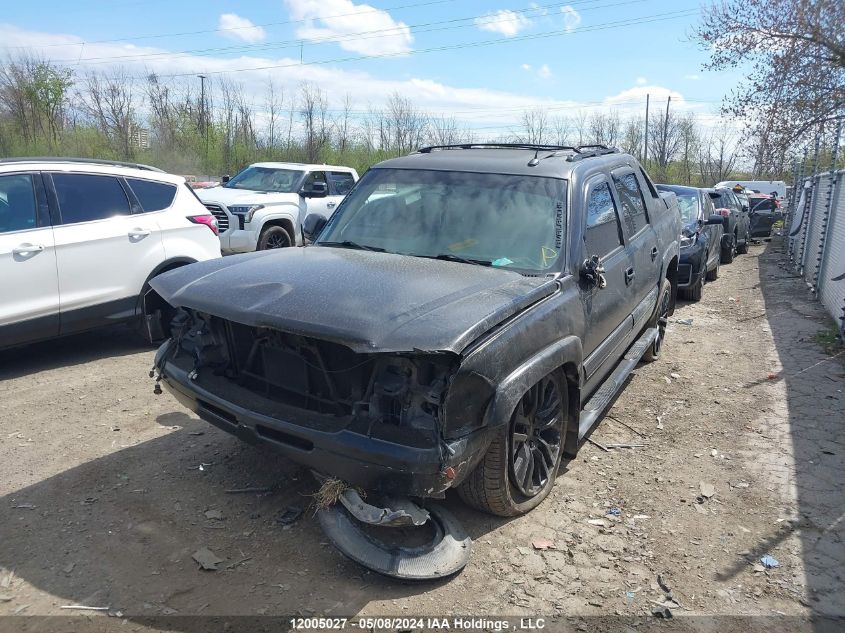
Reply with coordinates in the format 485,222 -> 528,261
612,171 -> 649,235
0,174 -> 38,234
52,174 -> 130,224
126,178 -> 177,212
702,194 -> 716,218
328,171 -> 355,196
304,171 -> 328,187
585,181 -> 623,256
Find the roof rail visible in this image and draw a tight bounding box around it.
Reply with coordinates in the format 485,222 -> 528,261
416,143 -> 579,154
566,144 -> 620,162
0,157 -> 165,172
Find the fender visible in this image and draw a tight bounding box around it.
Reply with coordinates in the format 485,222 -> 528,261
255,204 -> 301,228
137,257 -> 198,314
485,334 -> 583,430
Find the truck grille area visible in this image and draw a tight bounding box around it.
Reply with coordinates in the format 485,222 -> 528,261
169,314 -> 456,445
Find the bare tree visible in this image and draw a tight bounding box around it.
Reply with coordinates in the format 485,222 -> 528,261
78,69 -> 137,159
332,93 -> 354,154
572,109 -> 589,145
551,115 -> 571,145
648,98 -> 683,181
696,0 -> 845,159
299,82 -> 329,162
621,115 -> 645,158
517,107 -> 549,144
698,128 -> 738,185
264,79 -> 283,150
428,115 -> 462,145
677,113 -> 699,185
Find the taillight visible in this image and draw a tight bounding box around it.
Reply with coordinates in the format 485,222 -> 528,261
716,208 -> 731,217
188,214 -> 219,235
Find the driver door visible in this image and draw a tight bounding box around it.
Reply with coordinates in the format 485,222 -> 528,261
302,171 -> 332,220
580,175 -> 636,384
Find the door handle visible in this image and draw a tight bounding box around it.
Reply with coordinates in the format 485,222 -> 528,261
326,202 -> 337,209
12,243 -> 44,256
128,228 -> 151,239
625,267 -> 635,285
650,246 -> 658,261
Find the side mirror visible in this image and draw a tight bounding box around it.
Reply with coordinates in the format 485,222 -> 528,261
742,204 -> 749,212
301,181 -> 328,198
705,216 -> 725,225
302,213 -> 328,242
221,175 -> 230,183
580,255 -> 607,289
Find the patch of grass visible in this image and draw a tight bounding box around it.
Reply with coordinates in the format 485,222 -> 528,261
815,326 -> 842,354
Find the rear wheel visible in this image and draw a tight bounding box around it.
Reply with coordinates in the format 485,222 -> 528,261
258,225 -> 292,250
736,230 -> 748,254
720,235 -> 735,264
458,371 -> 567,517
643,278 -> 671,362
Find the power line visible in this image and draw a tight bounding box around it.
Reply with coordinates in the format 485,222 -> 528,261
143,9 -> 701,78
4,0 -> 459,49
35,0 -> 636,66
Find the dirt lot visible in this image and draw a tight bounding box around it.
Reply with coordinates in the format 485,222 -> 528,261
1,238 -> 843,630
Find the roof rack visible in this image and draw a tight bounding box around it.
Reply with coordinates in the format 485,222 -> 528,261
416,143 -> 580,153
0,157 -> 165,172
415,143 -> 621,162
566,144 -> 620,162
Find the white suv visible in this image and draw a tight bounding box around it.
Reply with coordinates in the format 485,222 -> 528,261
197,162 -> 358,253
0,158 -> 221,350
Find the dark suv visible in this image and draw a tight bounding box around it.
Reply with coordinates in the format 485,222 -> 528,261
656,184 -> 724,301
150,144 -> 680,517
707,187 -> 751,262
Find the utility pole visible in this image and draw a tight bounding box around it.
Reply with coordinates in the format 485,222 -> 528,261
643,94 -> 649,165
198,74 -> 208,161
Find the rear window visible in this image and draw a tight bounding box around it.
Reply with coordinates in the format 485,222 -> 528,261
749,197 -> 776,211
612,172 -> 649,235
709,192 -> 728,209
329,171 -> 355,195
127,178 -> 177,212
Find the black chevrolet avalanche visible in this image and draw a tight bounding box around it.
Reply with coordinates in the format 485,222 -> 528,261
150,144 -> 681,517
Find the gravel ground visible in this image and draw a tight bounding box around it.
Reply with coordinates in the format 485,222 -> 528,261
1,238 -> 843,631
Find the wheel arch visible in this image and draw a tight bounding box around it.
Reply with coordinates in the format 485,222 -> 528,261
485,335 -> 582,438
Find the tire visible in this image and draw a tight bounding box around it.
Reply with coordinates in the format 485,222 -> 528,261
258,225 -> 292,250
679,275 -> 703,301
720,236 -> 735,264
458,371 -> 568,517
642,278 -> 671,362
137,274 -> 179,344
736,231 -> 748,254
705,259 -> 719,282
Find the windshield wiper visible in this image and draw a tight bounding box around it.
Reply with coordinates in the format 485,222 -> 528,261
414,253 -> 492,266
318,240 -> 385,252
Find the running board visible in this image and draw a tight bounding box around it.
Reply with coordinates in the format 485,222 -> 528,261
578,327 -> 658,440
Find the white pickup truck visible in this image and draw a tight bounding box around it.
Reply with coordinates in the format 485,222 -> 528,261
197,162 -> 359,252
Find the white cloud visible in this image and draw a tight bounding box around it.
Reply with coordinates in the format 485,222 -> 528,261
0,25 -> 731,139
529,2 -> 549,16
218,13 -> 266,43
635,76 -> 647,86
684,74 -> 701,81
537,64 -> 553,79
475,9 -> 531,38
560,5 -> 581,33
284,0 -> 412,55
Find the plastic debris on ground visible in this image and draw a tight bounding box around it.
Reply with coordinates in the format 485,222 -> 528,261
760,555 -> 780,569
192,547 -> 223,571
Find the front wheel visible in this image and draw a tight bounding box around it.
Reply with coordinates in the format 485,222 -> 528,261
736,231 -> 748,254
458,371 -> 568,517
705,258 -> 719,281
679,275 -> 703,301
258,225 -> 292,250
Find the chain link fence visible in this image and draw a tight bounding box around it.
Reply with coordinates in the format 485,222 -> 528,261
785,127 -> 845,341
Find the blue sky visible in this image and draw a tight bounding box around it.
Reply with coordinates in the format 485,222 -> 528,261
1,0 -> 741,135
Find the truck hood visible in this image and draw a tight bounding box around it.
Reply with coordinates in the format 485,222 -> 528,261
150,247 -> 557,354
196,186 -> 300,207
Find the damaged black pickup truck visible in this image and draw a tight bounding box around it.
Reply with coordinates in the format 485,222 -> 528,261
150,144 -> 680,521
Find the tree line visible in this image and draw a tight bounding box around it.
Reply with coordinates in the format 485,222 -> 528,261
0,54 -> 758,185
